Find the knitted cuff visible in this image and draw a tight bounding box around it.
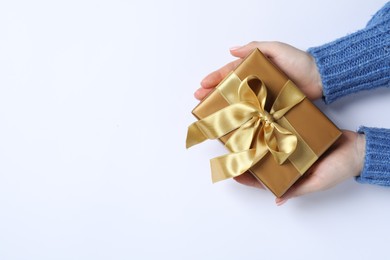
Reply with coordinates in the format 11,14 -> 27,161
307,12 -> 390,104
356,126 -> 390,186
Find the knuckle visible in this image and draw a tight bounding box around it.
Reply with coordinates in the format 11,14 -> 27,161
248,41 -> 260,46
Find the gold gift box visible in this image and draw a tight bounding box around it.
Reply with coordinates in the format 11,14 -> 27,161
189,49 -> 341,197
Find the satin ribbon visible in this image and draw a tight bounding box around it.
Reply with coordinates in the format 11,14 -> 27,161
186,74 -> 305,182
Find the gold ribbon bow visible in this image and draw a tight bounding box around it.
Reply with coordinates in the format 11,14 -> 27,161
186,74 -> 305,182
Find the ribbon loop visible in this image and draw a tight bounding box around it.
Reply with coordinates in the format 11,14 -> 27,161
186,74 -> 305,182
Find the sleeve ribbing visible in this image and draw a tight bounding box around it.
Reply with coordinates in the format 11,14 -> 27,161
356,126 -> 390,186
307,3 -> 390,104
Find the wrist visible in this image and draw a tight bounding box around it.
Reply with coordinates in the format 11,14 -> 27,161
308,54 -> 324,100
354,133 -> 366,177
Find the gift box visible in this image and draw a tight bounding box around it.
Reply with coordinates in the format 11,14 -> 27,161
186,48 -> 342,197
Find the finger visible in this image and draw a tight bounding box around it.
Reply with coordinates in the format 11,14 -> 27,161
233,172 -> 265,189
275,169 -> 318,206
230,41 -> 282,59
194,87 -> 213,100
275,167 -> 320,206
200,59 -> 242,89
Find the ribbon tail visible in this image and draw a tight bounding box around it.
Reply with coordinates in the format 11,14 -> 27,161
210,150 -> 256,182
210,146 -> 269,183
186,123 -> 208,148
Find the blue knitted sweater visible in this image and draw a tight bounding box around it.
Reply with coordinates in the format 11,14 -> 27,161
308,2 -> 390,186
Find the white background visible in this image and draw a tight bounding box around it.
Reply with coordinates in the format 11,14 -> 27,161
0,0 -> 389,259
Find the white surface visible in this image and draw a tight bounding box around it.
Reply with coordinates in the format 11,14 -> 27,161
0,0 -> 389,259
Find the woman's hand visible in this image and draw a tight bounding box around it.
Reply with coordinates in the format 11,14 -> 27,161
194,41 -> 366,205
195,41 -> 323,101
234,130 -> 366,205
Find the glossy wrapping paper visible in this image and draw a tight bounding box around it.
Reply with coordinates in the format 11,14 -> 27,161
187,49 -> 342,197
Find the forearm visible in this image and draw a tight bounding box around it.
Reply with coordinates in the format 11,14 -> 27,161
308,3 -> 390,104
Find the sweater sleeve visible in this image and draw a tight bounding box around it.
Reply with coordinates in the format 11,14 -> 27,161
356,126 -> 390,186
307,2 -> 390,104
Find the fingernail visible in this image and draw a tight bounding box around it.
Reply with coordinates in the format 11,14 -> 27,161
229,46 -> 242,51
194,88 -> 202,96
275,198 -> 287,206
